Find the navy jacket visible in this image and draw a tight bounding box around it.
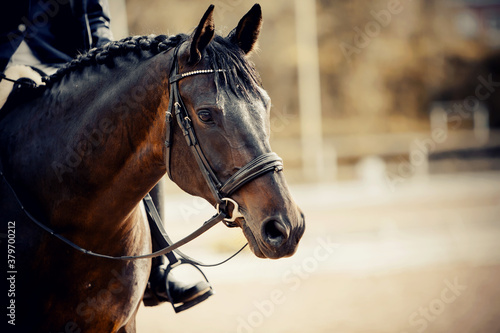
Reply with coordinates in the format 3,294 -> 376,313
0,0 -> 113,72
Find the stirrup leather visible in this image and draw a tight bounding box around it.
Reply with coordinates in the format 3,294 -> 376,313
143,193 -> 214,312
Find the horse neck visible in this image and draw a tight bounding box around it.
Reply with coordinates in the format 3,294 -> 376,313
24,53 -> 172,230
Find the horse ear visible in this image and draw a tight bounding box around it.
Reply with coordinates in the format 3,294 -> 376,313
189,4 -> 216,64
228,4 -> 262,55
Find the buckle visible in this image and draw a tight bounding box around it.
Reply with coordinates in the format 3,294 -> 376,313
216,198 -> 243,227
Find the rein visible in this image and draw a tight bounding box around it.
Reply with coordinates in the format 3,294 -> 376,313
0,71 -> 42,89
0,169 -> 228,260
0,73 -> 18,84
0,45 -> 284,261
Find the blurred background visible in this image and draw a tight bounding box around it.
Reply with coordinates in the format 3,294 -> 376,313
110,0 -> 499,332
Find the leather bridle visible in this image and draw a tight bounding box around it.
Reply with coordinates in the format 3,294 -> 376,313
165,45 -> 284,227
0,44 -> 285,261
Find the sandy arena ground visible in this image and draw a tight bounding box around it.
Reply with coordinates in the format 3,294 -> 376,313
136,171 -> 500,333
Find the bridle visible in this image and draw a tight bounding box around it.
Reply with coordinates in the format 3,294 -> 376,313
0,44 -> 285,261
165,45 -> 284,227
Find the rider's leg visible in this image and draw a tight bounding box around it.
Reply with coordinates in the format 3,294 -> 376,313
144,178 -> 213,310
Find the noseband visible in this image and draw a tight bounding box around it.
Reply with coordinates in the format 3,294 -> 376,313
164,46 -> 284,226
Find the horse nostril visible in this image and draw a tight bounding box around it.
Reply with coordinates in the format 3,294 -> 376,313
263,219 -> 290,247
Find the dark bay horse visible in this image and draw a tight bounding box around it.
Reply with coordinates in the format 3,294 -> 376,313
0,4 -> 304,332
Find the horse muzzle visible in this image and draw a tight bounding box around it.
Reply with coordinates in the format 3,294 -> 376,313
240,207 -> 305,259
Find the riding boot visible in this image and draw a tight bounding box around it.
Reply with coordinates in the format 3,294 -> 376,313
143,254 -> 213,311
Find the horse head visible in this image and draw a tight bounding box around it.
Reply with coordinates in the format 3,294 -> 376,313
166,4 -> 305,259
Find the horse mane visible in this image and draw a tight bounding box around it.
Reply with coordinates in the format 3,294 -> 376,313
1,33 -> 262,116
44,33 -> 263,100
43,34 -> 184,86
207,35 -> 263,101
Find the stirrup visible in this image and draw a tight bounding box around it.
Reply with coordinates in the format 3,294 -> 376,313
165,259 -> 214,313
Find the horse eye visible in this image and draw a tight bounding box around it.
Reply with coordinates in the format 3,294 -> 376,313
197,110 -> 213,123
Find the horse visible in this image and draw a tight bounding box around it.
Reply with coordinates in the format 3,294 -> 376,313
0,4 -> 305,332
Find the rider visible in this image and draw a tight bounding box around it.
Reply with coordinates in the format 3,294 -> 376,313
0,0 -> 212,311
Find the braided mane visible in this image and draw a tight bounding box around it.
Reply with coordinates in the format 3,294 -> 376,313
42,33 -> 263,100
43,34 -> 186,86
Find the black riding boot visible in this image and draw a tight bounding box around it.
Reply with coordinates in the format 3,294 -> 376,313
143,254 -> 213,311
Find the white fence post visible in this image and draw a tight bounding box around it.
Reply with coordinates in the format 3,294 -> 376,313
295,0 -> 324,182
